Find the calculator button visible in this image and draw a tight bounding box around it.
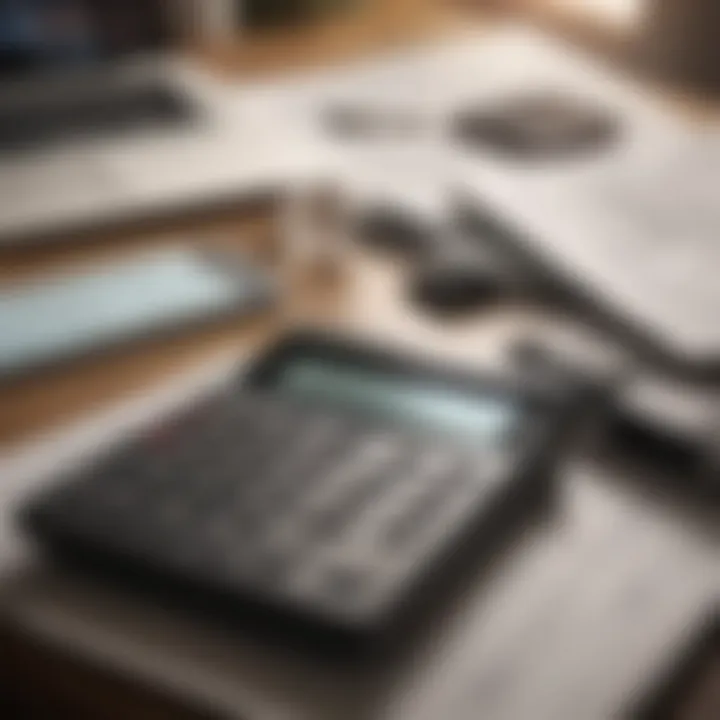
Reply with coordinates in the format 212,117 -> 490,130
305,506 -> 348,542
310,475 -> 392,542
413,445 -> 460,485
227,505 -> 265,536
155,498 -> 197,527
256,549 -> 298,584
321,566 -> 368,602
203,517 -> 248,550
383,471 -> 462,549
96,452 -> 144,481
224,540 -> 301,590
307,561 -> 392,618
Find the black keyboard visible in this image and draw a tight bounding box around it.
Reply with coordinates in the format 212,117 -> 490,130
21,334 -> 582,654
0,82 -> 195,154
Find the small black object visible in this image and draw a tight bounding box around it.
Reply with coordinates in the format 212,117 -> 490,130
510,334 -> 720,502
607,374 -> 720,501
510,335 -> 627,406
451,91 -> 619,159
355,206 -> 434,257
0,82 -> 195,155
21,331 -> 584,656
411,262 -> 505,315
409,228 -> 531,315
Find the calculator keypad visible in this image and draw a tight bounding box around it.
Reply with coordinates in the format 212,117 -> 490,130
34,392 -> 518,624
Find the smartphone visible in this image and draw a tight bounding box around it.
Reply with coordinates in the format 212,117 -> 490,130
0,248 -> 275,381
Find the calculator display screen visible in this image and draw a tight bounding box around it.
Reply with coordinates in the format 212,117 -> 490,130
277,357 -> 520,444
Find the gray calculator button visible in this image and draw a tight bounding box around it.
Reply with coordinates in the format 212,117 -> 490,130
322,566 -> 368,601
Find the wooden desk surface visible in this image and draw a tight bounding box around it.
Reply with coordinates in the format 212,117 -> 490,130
1,4 -> 718,719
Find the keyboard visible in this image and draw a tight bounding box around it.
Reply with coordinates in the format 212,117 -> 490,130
0,82 -> 195,154
21,334 -> 580,654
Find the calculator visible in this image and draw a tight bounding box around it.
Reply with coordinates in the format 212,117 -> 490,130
21,332 -> 585,654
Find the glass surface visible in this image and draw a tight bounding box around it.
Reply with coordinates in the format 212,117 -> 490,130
0,250 -> 259,377
0,0 -> 167,78
277,357 -> 521,444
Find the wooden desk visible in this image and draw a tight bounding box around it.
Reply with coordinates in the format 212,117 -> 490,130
1,2 -> 717,719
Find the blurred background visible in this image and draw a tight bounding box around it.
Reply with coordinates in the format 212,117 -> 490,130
0,1 -> 718,719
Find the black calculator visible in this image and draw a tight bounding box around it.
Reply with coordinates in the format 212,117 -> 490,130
21,332 -> 584,654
